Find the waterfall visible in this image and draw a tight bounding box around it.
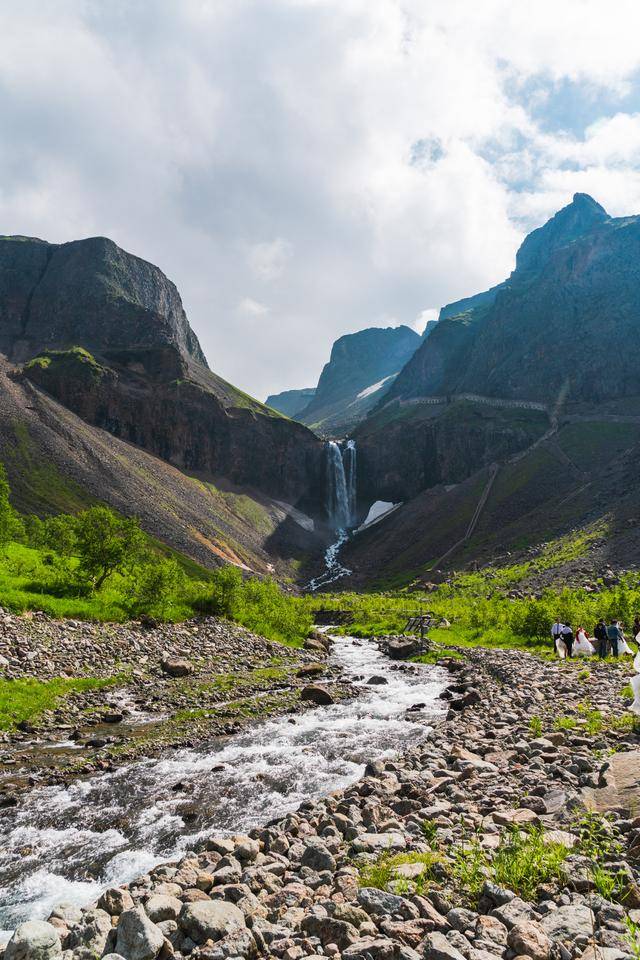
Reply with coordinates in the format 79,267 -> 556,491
325,439 -> 356,531
344,439 -> 357,526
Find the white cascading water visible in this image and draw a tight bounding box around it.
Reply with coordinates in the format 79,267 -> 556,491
309,440 -> 357,590
325,440 -> 351,530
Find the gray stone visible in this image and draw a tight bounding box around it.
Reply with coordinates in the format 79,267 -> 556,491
424,931 -> 467,960
114,907 -> 164,960
351,832 -> 406,854
6,922 -> 62,960
144,895 -> 182,923
491,897 -> 536,930
539,904 -> 595,944
343,937 -> 421,960
300,838 -> 336,872
160,657 -> 192,677
300,915 -> 359,949
357,887 -> 419,920
178,899 -> 246,945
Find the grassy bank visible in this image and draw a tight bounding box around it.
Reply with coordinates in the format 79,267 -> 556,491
0,676 -> 120,730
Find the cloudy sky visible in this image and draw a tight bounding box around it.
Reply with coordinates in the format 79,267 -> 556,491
2,1 -> 640,398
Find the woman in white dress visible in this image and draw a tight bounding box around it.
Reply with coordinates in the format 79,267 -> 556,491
573,627 -> 595,656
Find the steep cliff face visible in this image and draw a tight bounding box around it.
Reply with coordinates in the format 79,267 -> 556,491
0,235 -> 324,512
299,325 -> 421,436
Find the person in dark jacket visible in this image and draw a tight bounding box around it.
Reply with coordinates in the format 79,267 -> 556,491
594,619 -> 608,658
606,620 -> 622,658
561,623 -> 574,658
633,615 -> 640,640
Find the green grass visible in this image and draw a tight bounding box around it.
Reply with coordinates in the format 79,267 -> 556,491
358,851 -> 442,896
0,676 -> 121,730
492,827 -> 570,901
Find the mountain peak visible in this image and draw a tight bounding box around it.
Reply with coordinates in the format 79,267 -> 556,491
515,192 -> 609,276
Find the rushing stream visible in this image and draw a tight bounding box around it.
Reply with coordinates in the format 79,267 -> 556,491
0,636 -> 446,936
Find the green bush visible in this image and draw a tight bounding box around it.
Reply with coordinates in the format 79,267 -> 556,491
75,506 -> 145,589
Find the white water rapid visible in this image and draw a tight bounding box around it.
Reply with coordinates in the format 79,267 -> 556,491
0,637 -> 446,936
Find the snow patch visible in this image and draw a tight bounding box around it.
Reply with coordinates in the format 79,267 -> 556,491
356,373 -> 397,401
358,501 -> 401,529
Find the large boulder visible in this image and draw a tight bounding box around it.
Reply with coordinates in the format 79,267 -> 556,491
300,684 -> 334,705
114,907 -> 164,960
6,922 -> 62,960
387,638 -> 421,660
178,899 -> 246,945
160,657 -> 192,678
144,895 -> 182,923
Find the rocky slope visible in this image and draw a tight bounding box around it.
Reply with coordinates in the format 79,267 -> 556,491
7,641 -> 639,960
0,234 -> 325,513
296,326 -> 421,437
0,354 -> 324,576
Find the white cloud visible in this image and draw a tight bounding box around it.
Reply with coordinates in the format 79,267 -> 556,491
238,297 -> 270,318
1,1 -> 640,397
246,238 -> 294,281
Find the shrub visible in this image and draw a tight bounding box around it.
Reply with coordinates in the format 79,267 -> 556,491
126,557 -> 184,617
0,463 -> 24,548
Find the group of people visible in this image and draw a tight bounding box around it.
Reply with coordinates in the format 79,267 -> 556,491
550,618 -> 638,659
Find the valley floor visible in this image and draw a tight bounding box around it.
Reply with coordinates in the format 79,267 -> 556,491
3,636 -> 640,960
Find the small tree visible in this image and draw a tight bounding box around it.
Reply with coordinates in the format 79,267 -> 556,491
75,506 -> 145,590
42,514 -> 78,556
0,463 -> 24,549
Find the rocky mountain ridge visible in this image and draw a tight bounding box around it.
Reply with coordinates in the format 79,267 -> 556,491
274,325 -> 421,437
0,233 -> 326,521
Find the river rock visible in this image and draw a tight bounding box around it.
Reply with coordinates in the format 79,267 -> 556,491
507,920 -> 551,960
300,684 -> 334,705
6,923 -> 62,960
423,931 -> 467,960
178,899 -> 246,944
301,838 -> 336,872
387,639 -> 420,660
114,907 -> 165,960
539,904 -> 594,944
144,895 -> 182,923
98,888 -> 135,916
343,937 -> 422,960
357,888 -> 419,920
160,657 -> 192,677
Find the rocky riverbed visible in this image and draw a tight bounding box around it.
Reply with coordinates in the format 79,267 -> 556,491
4,640 -> 640,960
0,611 -> 353,800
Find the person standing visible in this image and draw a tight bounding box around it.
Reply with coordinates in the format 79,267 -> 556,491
633,615 -> 640,641
561,623 -> 575,658
607,619 -> 621,658
594,618 -> 608,658
551,619 -> 564,652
